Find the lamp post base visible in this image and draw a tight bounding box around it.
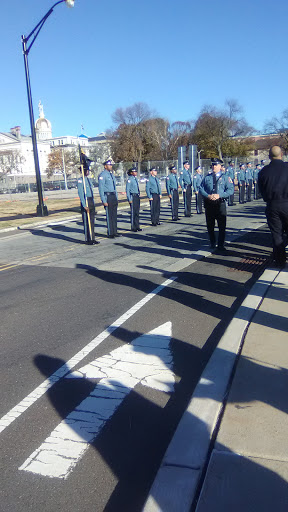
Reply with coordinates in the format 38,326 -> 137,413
36,204 -> 49,216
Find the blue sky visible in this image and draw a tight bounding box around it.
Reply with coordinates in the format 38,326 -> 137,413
1,0 -> 287,138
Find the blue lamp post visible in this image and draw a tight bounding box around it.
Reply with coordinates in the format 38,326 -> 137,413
21,0 -> 75,216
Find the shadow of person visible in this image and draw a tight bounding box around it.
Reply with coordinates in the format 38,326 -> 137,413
25,228 -> 84,244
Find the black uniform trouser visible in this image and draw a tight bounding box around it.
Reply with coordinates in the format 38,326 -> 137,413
254,182 -> 260,199
105,192 -> 118,236
170,189 -> 179,220
183,184 -> 192,216
204,200 -> 227,248
246,180 -> 252,201
81,197 -> 95,242
239,181 -> 245,203
228,186 -> 235,206
266,202 -> 288,266
150,193 -> 161,225
130,194 -> 140,230
195,192 -> 203,214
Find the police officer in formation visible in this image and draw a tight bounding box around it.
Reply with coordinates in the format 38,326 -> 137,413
253,164 -> 261,199
146,167 -> 162,226
193,166 -> 203,214
179,160 -> 193,217
98,159 -> 119,238
226,160 -> 235,206
237,163 -> 246,204
245,162 -> 253,202
199,158 -> 234,253
77,152 -> 99,245
165,165 -> 180,221
126,167 -> 142,232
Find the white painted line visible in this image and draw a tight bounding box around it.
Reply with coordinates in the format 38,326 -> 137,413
19,322 -> 175,479
0,277 -> 177,435
143,268 -> 279,512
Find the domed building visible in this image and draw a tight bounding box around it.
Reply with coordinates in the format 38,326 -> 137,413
35,101 -> 52,140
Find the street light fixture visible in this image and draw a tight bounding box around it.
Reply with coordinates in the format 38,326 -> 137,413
21,0 -> 75,216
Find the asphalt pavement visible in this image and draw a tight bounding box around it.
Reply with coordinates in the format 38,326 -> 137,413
1,198 -> 285,511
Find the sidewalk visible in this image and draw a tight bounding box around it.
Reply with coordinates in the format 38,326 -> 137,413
196,267 -> 288,511
144,267 -> 288,511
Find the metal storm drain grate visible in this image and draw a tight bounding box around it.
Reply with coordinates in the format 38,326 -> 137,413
229,255 -> 270,273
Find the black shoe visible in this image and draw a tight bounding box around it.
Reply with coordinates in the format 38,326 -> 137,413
108,235 -> 115,239
216,246 -> 228,255
137,228 -> 142,231
92,240 -> 100,244
210,243 -> 216,250
114,233 -> 122,237
131,229 -> 138,232
157,222 -> 162,225
85,241 -> 93,245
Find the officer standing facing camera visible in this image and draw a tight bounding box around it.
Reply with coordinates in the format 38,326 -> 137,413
98,159 -> 119,238
146,167 -> 162,226
179,160 -> 193,217
166,165 -> 180,221
237,163 -> 246,204
199,158 -> 234,253
77,151 -> 99,245
126,167 -> 142,232
226,160 -> 235,206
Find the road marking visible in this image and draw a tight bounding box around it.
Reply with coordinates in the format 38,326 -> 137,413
0,277 -> 177,434
19,322 -> 175,479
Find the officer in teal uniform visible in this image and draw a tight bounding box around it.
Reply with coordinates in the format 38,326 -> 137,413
193,166 -> 203,214
98,159 -> 119,238
245,162 -> 254,202
253,163 -> 261,199
77,165 -> 99,245
126,167 -> 142,232
179,160 -> 193,217
166,165 -> 179,220
146,167 -> 162,225
199,158 -> 234,253
237,163 -> 246,204
226,160 -> 235,206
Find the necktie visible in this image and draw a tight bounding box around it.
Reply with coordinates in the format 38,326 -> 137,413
212,173 -> 217,193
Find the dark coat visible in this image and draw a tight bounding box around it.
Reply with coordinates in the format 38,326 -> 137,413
258,160 -> 288,202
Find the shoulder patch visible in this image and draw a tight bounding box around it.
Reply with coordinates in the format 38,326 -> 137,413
99,176 -> 103,180
127,180 -> 130,183
228,177 -> 233,183
78,179 -> 82,183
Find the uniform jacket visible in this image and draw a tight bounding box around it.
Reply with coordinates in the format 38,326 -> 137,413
226,166 -> 235,180
199,172 -> 234,199
179,168 -> 192,189
77,176 -> 94,208
126,175 -> 140,202
237,168 -> 246,182
166,173 -> 179,195
253,168 -> 260,181
98,169 -> 118,203
146,175 -> 161,198
245,167 -> 254,182
193,173 -> 203,193
258,159 -> 288,202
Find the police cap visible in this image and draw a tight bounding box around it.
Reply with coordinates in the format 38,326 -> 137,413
103,158 -> 113,166
211,158 -> 223,165
169,165 -> 176,171
239,163 -> 245,168
127,167 -> 137,175
228,160 -> 234,165
183,160 -> 190,166
150,167 -> 156,172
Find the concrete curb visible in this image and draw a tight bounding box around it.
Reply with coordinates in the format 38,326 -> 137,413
143,268 -> 280,512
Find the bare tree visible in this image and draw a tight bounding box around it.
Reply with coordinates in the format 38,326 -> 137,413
264,109 -> 288,152
0,150 -> 25,180
112,102 -> 156,126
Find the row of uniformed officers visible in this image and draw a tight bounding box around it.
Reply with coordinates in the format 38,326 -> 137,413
77,158 -> 263,252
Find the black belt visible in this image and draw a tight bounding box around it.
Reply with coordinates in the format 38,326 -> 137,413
131,193 -> 140,196
106,192 -> 116,195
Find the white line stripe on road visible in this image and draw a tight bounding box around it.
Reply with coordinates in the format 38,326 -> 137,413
0,277 -> 177,435
19,322 -> 175,479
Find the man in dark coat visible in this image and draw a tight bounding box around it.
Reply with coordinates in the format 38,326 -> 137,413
258,146 -> 288,268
